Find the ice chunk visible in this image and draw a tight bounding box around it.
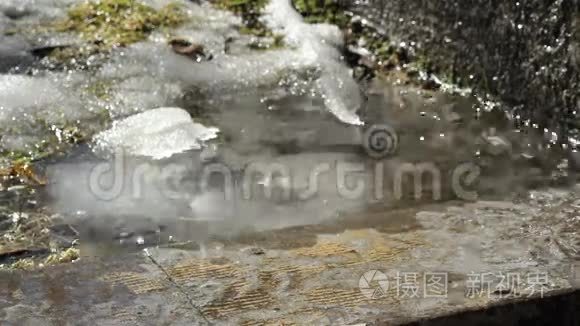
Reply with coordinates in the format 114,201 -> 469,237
0,73 -> 96,126
167,47 -> 314,89
263,0 -> 364,125
0,0 -> 72,21
0,75 -> 65,111
94,107 -> 219,159
0,73 -> 107,154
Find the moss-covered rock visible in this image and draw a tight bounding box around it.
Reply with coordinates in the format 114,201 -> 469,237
0,108 -> 111,180
293,0 -> 349,25
57,0 -> 187,48
292,1 -> 464,91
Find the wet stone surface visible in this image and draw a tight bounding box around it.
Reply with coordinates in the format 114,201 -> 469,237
0,0 -> 579,325
1,186 -> 579,325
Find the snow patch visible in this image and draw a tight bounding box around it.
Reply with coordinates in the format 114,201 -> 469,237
263,0 -> 363,125
0,74 -> 66,112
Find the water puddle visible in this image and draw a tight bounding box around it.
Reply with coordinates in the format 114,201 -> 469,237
0,0 -> 576,267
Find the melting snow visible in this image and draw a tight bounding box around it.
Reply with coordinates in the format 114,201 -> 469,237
263,0 -> 364,125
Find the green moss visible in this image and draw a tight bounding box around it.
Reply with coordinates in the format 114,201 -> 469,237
273,33 -> 284,47
292,0 -> 451,89
213,0 -> 285,49
48,46 -> 89,61
213,0 -> 267,36
84,79 -> 115,100
57,0 -> 187,48
214,0 -> 268,12
0,109 -> 111,172
247,33 -> 285,50
46,44 -> 103,70
293,0 -> 349,26
239,24 -> 271,37
0,247 -> 80,271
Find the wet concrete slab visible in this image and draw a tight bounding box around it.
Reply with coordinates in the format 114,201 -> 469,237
1,185 -> 579,325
